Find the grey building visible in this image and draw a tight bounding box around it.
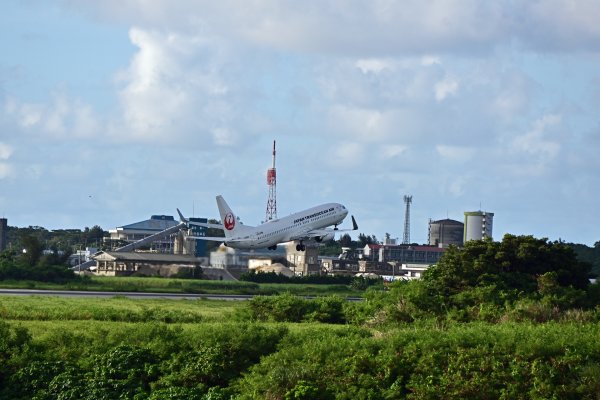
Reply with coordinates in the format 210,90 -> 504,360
428,218 -> 464,247
363,244 -> 446,264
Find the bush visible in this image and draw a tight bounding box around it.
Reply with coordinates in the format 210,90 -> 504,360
245,294 -> 350,324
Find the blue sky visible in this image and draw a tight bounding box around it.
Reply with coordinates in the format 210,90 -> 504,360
1,0 -> 599,245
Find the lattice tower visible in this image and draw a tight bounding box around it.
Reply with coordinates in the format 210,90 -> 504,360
403,195 -> 412,244
266,140 -> 277,221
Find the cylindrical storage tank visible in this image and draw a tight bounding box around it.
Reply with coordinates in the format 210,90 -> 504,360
428,219 -> 464,247
464,211 -> 494,242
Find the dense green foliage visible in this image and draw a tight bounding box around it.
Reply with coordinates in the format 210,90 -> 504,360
6,225 -> 106,253
569,241 -> 600,277
343,235 -> 599,325
1,234 -> 599,398
2,316 -> 600,399
0,248 -> 75,283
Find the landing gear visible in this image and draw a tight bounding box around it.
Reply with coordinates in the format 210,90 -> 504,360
268,245 -> 277,250
295,242 -> 306,252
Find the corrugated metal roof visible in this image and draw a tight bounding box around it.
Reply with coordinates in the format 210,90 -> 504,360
118,217 -> 179,232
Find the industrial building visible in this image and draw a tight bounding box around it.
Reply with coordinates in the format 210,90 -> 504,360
323,243 -> 446,279
0,218 -> 7,252
210,242 -> 320,276
93,251 -> 206,277
428,218 -> 464,247
363,243 -> 446,264
464,211 -> 494,242
106,215 -> 182,253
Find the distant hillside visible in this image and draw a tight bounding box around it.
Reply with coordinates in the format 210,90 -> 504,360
568,242 -> 600,277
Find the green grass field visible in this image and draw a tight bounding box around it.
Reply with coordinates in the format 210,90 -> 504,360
3,294 -> 600,398
0,276 -> 362,297
0,295 -> 240,324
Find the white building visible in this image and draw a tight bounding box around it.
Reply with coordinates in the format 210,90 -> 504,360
464,211 -> 494,242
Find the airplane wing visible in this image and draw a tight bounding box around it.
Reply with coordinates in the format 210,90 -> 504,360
290,215 -> 358,241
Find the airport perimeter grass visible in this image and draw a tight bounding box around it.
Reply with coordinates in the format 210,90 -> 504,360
3,295 -> 600,398
0,295 -> 240,324
0,275 -> 360,297
0,295 -> 344,341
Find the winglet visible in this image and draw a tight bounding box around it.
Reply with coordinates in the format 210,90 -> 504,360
351,215 -> 358,230
177,208 -> 188,224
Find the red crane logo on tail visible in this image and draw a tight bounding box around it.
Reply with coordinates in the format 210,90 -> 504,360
224,213 -> 235,231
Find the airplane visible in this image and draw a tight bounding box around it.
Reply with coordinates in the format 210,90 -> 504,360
177,195 -> 358,251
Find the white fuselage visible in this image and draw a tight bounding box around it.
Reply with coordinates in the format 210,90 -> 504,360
224,203 -> 348,249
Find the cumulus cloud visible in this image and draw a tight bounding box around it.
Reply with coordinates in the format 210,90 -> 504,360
67,0 -> 600,55
434,76 -> 459,101
355,58 -> 393,74
507,114 -> 562,176
436,145 -> 474,161
0,142 -> 13,160
115,27 -> 244,145
4,94 -> 100,138
512,114 -> 562,158
0,163 -> 13,179
0,143 -> 13,179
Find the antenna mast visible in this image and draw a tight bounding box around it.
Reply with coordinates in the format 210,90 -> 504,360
403,195 -> 412,244
266,140 -> 277,221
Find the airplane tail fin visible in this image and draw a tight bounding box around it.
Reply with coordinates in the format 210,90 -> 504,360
216,195 -> 244,238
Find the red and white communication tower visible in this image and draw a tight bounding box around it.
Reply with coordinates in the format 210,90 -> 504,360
265,140 -> 277,221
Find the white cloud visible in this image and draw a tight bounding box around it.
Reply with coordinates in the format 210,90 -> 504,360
512,114 -> 561,158
0,163 -> 13,179
115,27 -> 241,145
0,143 -> 13,160
67,1 -> 600,55
506,114 -> 562,177
4,94 -> 100,139
436,145 -> 474,161
355,58 -> 392,74
327,105 -> 397,142
434,76 -> 459,101
381,145 -> 407,159
421,56 -> 441,66
332,142 -> 363,167
0,143 -> 14,179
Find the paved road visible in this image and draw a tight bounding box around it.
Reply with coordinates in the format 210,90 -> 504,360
0,288 -> 363,301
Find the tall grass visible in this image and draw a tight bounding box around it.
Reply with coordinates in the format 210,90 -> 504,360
0,296 -> 240,323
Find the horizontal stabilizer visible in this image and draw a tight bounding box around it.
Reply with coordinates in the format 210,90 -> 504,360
186,235 -> 227,242
177,208 -> 225,229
